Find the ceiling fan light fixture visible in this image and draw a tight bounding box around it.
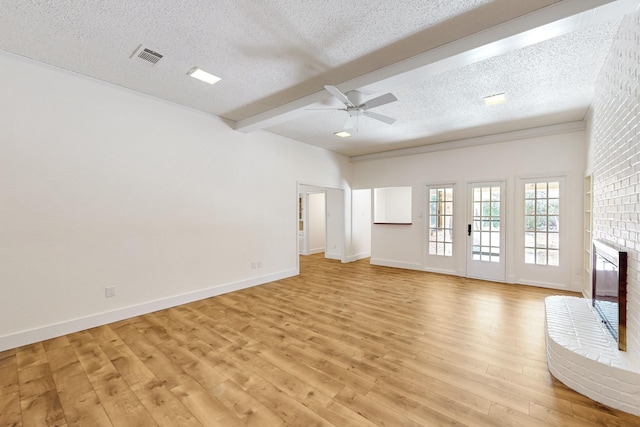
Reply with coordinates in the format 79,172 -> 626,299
187,67 -> 221,85
334,131 -> 351,138
483,93 -> 506,106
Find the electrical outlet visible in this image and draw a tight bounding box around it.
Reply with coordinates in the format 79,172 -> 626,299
105,286 -> 116,298
257,261 -> 262,268
251,262 -> 257,269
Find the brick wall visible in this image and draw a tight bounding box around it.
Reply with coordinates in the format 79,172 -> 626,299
588,8 -> 640,361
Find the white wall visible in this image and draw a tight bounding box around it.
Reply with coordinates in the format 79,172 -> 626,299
350,189 -> 372,261
586,9 -> 640,362
325,188 -> 346,260
352,130 -> 586,290
0,50 -> 351,350
307,192 -> 326,254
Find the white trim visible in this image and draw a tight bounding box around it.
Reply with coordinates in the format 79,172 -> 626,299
345,252 -> 372,263
351,122 -> 585,162
370,258 -> 423,271
422,266 -> 459,276
0,269 -> 296,352
517,279 -> 570,290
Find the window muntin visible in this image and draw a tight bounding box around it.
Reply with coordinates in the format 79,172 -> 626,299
428,187 -> 453,256
524,181 -> 559,266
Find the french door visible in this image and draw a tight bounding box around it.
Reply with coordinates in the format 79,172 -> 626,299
466,181 -> 506,282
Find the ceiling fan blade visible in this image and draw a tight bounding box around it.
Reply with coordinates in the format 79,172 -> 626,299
363,110 -> 396,125
362,93 -> 398,110
324,85 -> 355,108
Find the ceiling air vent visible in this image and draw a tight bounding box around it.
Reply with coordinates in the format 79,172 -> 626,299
130,45 -> 163,65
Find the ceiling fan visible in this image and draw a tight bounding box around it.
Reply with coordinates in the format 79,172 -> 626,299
321,85 -> 398,130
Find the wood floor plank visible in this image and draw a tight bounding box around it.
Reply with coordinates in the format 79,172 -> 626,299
18,363 -> 66,427
0,391 -> 23,427
0,363 -> 19,397
50,373 -> 112,426
528,401 -> 601,427
69,331 -> 157,426
384,350 -> 532,414
485,364 -> 575,414
242,343 -> 345,398
488,402 -> 551,427
247,380 -> 335,427
95,331 -> 202,427
334,386 -> 424,427
374,372 -> 495,423
7,254 -> 640,426
365,385 -> 473,426
170,381 -> 245,427
294,387 -> 379,427
571,400 -> 640,427
112,322 -> 193,390
210,379 -> 284,427
185,340 -> 263,392
16,343 -> 47,371
0,349 -> 17,369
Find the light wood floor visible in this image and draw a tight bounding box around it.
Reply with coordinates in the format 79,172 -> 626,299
2,254 -> 640,426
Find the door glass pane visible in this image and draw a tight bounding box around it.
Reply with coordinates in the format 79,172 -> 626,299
525,216 -> 535,231
444,243 -> 453,256
525,183 -> 536,198
472,185 -> 501,263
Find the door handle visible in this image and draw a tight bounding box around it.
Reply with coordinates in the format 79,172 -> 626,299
468,224 -> 472,236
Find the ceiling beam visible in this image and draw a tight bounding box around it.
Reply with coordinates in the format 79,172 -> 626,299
234,0 -> 636,133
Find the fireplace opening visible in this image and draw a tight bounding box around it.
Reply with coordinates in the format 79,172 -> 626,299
592,240 -> 627,351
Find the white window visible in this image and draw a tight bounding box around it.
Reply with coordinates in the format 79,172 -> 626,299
428,187 -> 453,256
524,181 -> 559,266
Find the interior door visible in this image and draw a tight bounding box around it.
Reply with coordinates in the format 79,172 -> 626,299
466,181 -> 506,282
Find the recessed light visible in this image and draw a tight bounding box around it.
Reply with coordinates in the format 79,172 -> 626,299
187,67 -> 221,85
484,93 -> 506,106
334,131 -> 351,138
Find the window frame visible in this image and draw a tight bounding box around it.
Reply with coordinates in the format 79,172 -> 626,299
523,180 -> 560,266
426,184 -> 455,257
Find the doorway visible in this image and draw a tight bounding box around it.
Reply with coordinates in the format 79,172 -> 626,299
297,184 -> 345,273
299,191 -> 326,255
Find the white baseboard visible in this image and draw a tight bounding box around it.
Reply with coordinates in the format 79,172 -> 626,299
370,258 -> 458,276
308,248 -> 325,255
514,278 -> 571,291
325,252 -> 342,260
345,252 -> 371,263
0,269 -> 296,352
370,258 -> 423,271
422,266 -> 459,276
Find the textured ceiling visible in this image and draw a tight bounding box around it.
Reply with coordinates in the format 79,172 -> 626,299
0,0 -> 635,157
267,19 -> 620,155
